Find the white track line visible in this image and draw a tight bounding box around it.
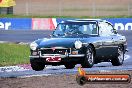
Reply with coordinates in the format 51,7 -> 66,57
18,74 -> 52,78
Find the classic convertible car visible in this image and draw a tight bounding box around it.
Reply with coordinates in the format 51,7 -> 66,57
29,19 -> 127,71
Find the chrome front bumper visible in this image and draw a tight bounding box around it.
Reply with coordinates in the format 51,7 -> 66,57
29,54 -> 85,58
30,47 -> 85,58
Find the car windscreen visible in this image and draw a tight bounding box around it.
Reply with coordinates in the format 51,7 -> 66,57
53,22 -> 98,36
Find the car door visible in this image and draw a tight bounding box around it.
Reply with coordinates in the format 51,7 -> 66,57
98,22 -> 116,57
107,23 -> 119,47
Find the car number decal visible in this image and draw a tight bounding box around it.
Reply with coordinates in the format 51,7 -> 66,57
46,57 -> 61,62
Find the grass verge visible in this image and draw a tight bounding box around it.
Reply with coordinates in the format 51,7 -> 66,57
0,43 -> 30,66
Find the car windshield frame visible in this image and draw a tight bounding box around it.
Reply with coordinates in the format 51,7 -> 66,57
52,21 -> 98,37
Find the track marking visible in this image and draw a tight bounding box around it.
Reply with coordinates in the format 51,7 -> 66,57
0,66 -> 28,72
18,74 -> 52,78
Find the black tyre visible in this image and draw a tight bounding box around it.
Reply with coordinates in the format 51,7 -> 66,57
76,76 -> 87,86
65,63 -> 75,69
30,60 -> 45,71
81,46 -> 94,68
111,45 -> 124,66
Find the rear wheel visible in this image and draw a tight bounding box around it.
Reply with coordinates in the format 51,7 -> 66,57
30,59 -> 45,71
111,46 -> 124,66
81,46 -> 94,68
64,63 -> 75,69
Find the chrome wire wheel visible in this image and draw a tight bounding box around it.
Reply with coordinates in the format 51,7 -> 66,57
81,46 -> 94,68
86,48 -> 94,65
118,47 -> 124,63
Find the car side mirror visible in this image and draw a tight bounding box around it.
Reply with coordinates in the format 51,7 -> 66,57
113,29 -> 118,34
51,31 -> 54,36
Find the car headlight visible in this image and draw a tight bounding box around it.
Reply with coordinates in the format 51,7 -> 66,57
74,40 -> 82,49
30,42 -> 38,50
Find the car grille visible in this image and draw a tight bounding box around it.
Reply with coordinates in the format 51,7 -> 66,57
40,48 -> 71,55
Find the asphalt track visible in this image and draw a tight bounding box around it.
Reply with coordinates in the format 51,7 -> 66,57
0,30 -> 132,78
0,30 -> 132,47
0,30 -> 52,43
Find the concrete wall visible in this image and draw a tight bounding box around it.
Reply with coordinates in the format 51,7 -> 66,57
14,0 -> 132,17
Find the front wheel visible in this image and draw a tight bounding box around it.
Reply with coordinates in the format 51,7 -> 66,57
30,59 -> 45,71
64,63 -> 75,69
81,46 -> 94,68
111,46 -> 124,66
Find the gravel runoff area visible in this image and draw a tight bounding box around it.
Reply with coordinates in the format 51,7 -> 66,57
0,71 -> 131,88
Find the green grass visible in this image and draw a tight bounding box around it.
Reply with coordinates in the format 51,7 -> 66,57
0,14 -> 132,18
0,43 -> 30,66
